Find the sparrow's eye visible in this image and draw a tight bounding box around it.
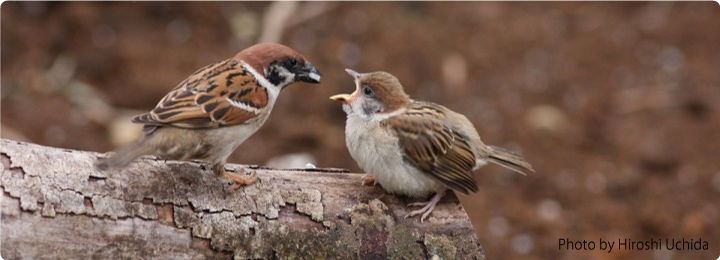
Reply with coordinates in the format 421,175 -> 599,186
288,58 -> 299,68
362,85 -> 373,96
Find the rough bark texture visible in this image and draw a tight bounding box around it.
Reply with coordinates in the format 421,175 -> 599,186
1,139 -> 484,259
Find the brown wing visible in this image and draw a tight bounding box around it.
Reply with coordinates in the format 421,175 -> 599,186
132,58 -> 268,130
382,103 -> 478,194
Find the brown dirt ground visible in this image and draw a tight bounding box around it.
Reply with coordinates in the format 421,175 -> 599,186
2,2 -> 719,259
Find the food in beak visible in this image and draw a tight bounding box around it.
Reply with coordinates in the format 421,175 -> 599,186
309,72 -> 321,82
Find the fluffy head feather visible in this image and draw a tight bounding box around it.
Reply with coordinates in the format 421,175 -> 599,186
357,71 -> 411,113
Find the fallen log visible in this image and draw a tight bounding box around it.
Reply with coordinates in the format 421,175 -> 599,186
1,139 -> 484,259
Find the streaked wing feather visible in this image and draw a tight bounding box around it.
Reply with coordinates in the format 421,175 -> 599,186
383,103 -> 478,194
132,59 -> 268,129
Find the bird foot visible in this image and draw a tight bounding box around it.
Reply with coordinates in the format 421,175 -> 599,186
407,201 -> 429,207
403,191 -> 446,223
224,170 -> 258,191
361,174 -> 377,186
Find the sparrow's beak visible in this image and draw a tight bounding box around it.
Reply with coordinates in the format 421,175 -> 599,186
330,69 -> 361,104
330,93 -> 353,104
345,68 -> 361,81
331,68 -> 363,103
297,63 -> 322,84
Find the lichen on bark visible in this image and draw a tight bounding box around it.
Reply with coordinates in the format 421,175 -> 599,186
1,139 -> 484,259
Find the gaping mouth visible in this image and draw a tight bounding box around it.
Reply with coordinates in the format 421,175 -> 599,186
330,68 -> 363,103
329,93 -> 353,103
345,68 -> 361,80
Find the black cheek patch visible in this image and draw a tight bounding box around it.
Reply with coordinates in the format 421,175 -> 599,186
266,69 -> 284,86
362,101 -> 382,116
362,106 -> 373,116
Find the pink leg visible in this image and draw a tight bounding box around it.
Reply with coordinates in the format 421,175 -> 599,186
404,190 -> 446,223
224,170 -> 258,191
361,174 -> 377,186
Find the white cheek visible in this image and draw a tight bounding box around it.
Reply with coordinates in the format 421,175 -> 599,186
277,67 -> 296,87
341,103 -> 352,115
350,98 -> 368,118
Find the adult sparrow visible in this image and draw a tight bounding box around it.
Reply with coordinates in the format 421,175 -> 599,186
330,69 -> 533,222
97,43 -> 321,190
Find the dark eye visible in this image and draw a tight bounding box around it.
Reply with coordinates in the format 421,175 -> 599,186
362,85 -> 373,96
288,58 -> 299,68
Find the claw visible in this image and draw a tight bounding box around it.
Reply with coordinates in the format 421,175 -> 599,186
407,201 -> 429,208
224,170 -> 258,190
403,190 -> 446,222
361,174 -> 376,186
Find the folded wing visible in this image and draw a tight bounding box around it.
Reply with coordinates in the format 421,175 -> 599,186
132,59 -> 268,132
382,103 -> 478,194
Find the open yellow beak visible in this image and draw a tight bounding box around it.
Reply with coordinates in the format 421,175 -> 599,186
332,69 -> 363,104
330,93 -> 353,103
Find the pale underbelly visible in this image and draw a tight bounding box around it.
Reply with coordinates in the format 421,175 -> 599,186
347,126 -> 445,198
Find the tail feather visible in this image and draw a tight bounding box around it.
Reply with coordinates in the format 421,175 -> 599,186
487,146 -> 534,175
95,140 -> 153,170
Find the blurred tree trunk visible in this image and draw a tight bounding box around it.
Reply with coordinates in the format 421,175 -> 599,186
1,139 -> 484,259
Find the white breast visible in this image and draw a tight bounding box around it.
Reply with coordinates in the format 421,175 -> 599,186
204,92 -> 277,164
344,115 -> 446,198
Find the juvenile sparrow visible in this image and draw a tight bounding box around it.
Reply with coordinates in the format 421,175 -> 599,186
330,69 -> 533,222
97,43 -> 321,190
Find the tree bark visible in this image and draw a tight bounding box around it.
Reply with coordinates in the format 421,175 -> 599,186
1,139 -> 484,259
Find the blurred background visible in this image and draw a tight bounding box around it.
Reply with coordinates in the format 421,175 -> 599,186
2,2 -> 719,259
